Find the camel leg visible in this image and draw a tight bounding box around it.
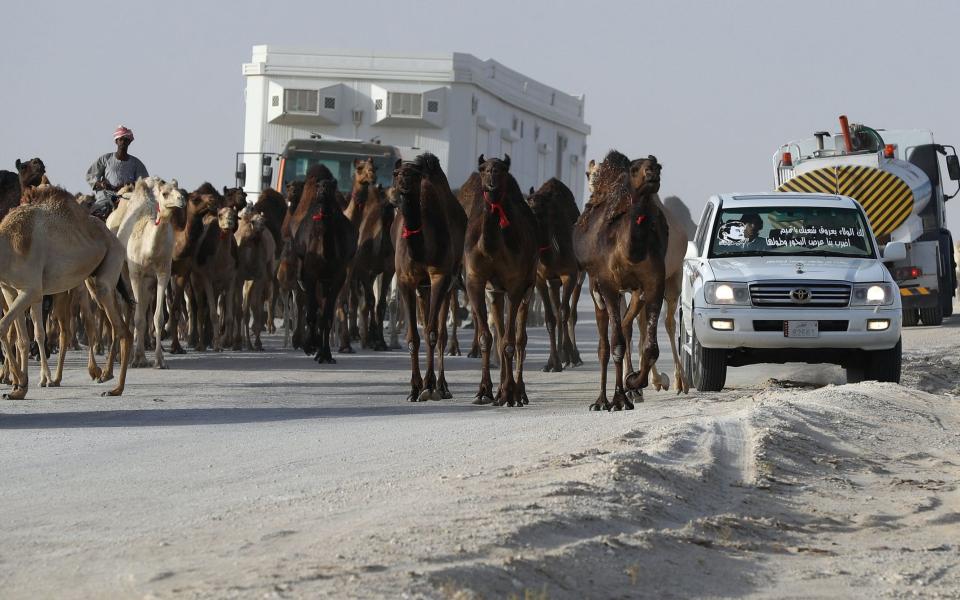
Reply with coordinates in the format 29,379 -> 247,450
87,276 -> 133,397
241,279 -> 253,350
466,278 -> 494,405
446,288 -> 461,357
663,273 -> 688,394
320,274 -> 346,364
564,271 -> 585,367
337,272 -> 355,354
622,293 -> 635,375
514,286 -> 533,406
399,283 -> 422,401
281,290 -> 292,348
129,268 -> 149,368
488,291 -> 513,406
168,275 -> 188,354
605,289 -> 629,411
558,273 -> 577,367
252,280 -> 265,351
541,278 -> 563,373
417,274 -> 451,402
626,280 -> 664,396
201,279 -> 220,352
588,282 -> 610,411
0,287 -> 42,399
153,272 -> 170,369
78,288 -> 102,381
620,293 -> 645,407
266,278 -> 277,335
50,293 -> 72,386
437,290 -> 452,399
31,302 -> 53,388
372,271 -> 392,351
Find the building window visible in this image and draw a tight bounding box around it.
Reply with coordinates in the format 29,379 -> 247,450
374,98 -> 383,111
271,96 -> 279,107
426,100 -> 440,113
512,116 -> 519,131
534,125 -> 540,141
471,95 -> 478,115
388,92 -> 422,117
323,96 -> 336,110
520,121 -> 524,138
284,89 -> 319,114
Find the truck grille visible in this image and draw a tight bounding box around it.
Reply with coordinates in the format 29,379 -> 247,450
749,282 -> 851,307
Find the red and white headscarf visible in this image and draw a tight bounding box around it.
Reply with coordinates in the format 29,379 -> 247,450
113,125 -> 134,141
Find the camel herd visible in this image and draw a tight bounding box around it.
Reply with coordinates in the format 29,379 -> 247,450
0,150 -> 690,410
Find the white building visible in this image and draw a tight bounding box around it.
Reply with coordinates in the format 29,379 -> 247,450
240,46 -> 591,202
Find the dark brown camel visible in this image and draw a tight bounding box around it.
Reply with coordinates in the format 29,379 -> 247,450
344,158 -> 396,351
392,153 -> 467,401
573,151 -> 668,411
463,155 -> 539,406
295,179 -> 358,363
527,178 -> 584,372
1,158 -> 47,222
251,187 -> 288,333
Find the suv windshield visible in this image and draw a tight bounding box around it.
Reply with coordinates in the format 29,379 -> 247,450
281,152 -> 395,194
708,206 -> 875,258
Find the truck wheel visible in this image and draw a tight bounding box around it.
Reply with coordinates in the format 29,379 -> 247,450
919,303 -> 943,326
692,327 -> 727,392
902,309 -> 919,327
863,339 -> 902,383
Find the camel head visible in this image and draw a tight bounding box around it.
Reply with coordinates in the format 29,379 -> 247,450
629,156 -> 662,196
526,188 -> 553,247
353,157 -> 377,187
586,159 -> 600,194
478,154 -> 511,195
155,179 -> 186,215
392,159 -> 424,206
217,206 -> 238,233
285,180 -> 305,211
15,157 -> 46,188
222,186 -> 248,212
316,179 -> 340,210
76,193 -> 96,212
237,211 -> 266,242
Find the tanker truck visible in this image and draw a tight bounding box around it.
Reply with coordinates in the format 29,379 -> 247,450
774,116 -> 959,325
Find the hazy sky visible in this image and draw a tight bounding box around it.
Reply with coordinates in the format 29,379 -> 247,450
4,0 -> 960,234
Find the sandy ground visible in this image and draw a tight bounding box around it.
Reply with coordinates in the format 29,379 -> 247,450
1,304 -> 958,599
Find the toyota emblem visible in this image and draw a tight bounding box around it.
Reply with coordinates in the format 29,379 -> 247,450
790,288 -> 811,303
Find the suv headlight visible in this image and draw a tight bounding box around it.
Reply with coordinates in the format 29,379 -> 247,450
851,283 -> 894,306
704,282 -> 750,306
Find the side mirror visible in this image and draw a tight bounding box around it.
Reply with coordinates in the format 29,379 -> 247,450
947,154 -> 960,181
685,240 -> 699,260
235,162 -> 247,187
882,241 -> 906,263
261,160 -> 273,191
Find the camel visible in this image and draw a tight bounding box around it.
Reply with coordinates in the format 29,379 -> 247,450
235,211 -> 276,350
344,158 -> 396,351
527,178 -> 584,372
462,155 -> 539,407
191,205 -> 239,352
622,185 -> 692,394
0,158 -> 47,222
107,177 -> 186,368
392,153 -> 467,401
276,238 -> 303,348
295,179 -> 357,363
250,188 -> 287,333
0,186 -> 133,399
574,151 -> 669,411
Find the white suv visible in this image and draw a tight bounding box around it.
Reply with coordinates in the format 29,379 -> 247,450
680,193 -> 905,391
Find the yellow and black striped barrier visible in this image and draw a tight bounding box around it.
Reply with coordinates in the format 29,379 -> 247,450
778,165 -> 913,236
899,286 -> 932,297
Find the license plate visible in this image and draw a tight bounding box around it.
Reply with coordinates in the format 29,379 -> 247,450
784,320 -> 819,338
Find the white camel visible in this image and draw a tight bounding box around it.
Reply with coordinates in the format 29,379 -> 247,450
107,176 -> 185,368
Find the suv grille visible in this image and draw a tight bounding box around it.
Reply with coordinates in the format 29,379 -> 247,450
749,282 -> 851,307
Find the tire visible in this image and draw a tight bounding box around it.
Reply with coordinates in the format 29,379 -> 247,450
692,325 -> 727,392
902,308 -> 919,327
863,339 -> 902,383
919,303 -> 943,326
845,365 -> 864,384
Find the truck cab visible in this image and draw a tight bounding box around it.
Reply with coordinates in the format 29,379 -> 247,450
680,193 -> 905,391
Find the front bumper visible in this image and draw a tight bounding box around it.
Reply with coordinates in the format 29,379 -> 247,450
694,306 -> 902,351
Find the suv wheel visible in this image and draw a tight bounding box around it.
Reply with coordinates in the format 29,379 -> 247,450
863,339 -> 902,383
691,323 -> 727,392
919,303 -> 943,326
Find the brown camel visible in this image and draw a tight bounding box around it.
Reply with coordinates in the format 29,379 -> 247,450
344,158 -> 396,351
622,182 -> 691,394
527,178 -> 584,372
0,158 -> 47,222
236,211 -> 276,350
295,179 -> 358,363
191,205 -> 239,352
0,186 -> 133,399
250,187 -> 288,333
463,155 -> 539,406
573,151 -> 669,411
392,153 -> 467,401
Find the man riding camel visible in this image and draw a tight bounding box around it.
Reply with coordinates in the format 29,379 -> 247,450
85,125 -> 149,218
